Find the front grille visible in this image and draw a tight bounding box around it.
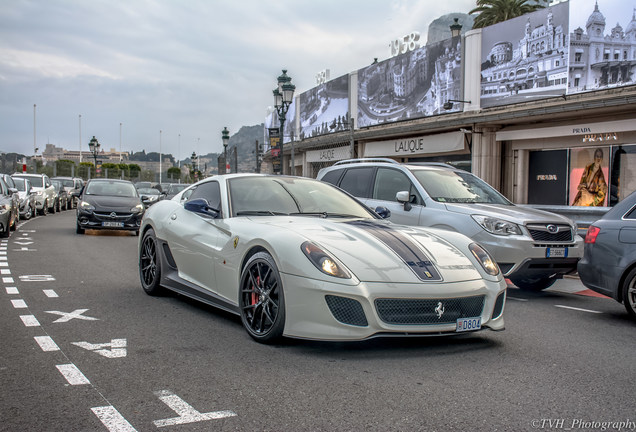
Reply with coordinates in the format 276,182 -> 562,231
492,291 -> 506,320
527,224 -> 573,242
93,212 -> 133,222
325,295 -> 368,327
375,296 -> 485,325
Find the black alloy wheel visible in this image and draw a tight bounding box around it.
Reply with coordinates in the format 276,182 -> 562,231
139,228 -> 163,295
622,268 -> 636,320
23,205 -> 32,220
239,252 -> 285,343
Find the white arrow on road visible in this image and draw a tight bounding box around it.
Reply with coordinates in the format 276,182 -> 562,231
153,390 -> 237,427
13,241 -> 34,245
72,338 -> 127,358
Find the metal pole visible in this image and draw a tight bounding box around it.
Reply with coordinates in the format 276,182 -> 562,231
79,114 -> 82,163
33,104 -> 36,154
159,130 -> 162,184
197,138 -> 200,171
279,116 -> 285,175
178,134 -> 181,168
349,118 -> 355,158
119,123 -> 122,161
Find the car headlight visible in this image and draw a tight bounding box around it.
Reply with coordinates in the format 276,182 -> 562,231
301,241 -> 351,279
472,215 -> 522,236
79,201 -> 95,212
469,243 -> 500,276
131,204 -> 144,214
0,204 -> 10,213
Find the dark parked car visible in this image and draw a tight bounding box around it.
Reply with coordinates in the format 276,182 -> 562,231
1,174 -> 21,223
578,190 -> 636,319
0,176 -> 19,237
52,176 -> 83,209
164,183 -> 189,199
76,179 -> 145,235
51,179 -> 69,211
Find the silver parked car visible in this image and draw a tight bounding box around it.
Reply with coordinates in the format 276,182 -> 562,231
317,158 -> 583,291
52,176 -> 83,209
12,177 -> 36,220
13,173 -> 56,215
0,176 -> 18,236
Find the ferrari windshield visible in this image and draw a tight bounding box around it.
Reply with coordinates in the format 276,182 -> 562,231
412,169 -> 511,205
229,176 -> 375,219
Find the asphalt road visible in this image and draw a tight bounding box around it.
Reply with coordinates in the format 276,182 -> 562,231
1,210 -> 635,432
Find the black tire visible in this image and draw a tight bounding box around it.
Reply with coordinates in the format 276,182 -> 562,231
621,268 -> 636,320
56,199 -> 60,212
1,220 -> 10,238
239,252 -> 285,343
139,228 -> 164,295
10,213 -> 17,231
76,221 -> 85,234
23,205 -> 33,220
39,200 -> 47,216
510,276 -> 558,291
49,199 -> 56,214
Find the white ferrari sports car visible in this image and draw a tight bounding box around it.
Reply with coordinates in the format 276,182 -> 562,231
138,174 -> 506,343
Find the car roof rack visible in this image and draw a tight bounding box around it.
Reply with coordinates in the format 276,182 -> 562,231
406,162 -> 455,168
333,158 -> 399,166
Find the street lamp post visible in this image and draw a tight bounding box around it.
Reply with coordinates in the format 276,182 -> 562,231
222,127 -> 229,174
88,136 -> 100,177
273,70 -> 295,175
159,130 -> 163,185
191,151 -> 198,182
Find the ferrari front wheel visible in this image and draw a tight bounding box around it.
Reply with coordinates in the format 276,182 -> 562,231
139,228 -> 164,295
239,252 -> 285,344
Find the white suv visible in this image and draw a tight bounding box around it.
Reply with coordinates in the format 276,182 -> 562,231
12,173 -> 57,215
317,158 -> 583,291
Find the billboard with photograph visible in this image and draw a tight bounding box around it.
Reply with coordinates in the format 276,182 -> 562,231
568,0 -> 636,94
480,2 -> 569,108
357,37 -> 463,128
299,74 -> 349,139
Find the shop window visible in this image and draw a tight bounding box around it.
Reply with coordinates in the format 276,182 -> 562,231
610,145 -> 636,206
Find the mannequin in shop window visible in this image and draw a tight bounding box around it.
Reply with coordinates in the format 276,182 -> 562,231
572,148 -> 607,206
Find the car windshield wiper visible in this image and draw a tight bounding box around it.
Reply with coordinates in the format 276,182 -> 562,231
236,210 -> 288,216
289,212 -> 361,218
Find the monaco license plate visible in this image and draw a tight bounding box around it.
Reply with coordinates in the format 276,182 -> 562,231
546,247 -> 568,258
456,317 -> 481,332
102,221 -> 124,228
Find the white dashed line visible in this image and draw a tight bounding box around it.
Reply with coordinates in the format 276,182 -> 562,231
2,277 -> 14,283
34,336 -> 60,352
555,305 -> 602,314
91,406 -> 138,432
1,269 -> 11,274
6,287 -> 18,294
11,299 -> 27,308
20,315 -> 40,327
56,364 -> 90,385
43,289 -> 58,298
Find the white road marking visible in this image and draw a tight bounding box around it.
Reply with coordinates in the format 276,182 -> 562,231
43,289 -> 58,298
19,275 -> 55,282
1,269 -> 10,274
6,287 -> 18,294
11,299 -> 27,309
20,315 -> 40,327
91,406 -> 138,432
72,339 -> 127,358
0,262 -> 8,267
153,390 -> 237,427
34,336 -> 60,352
0,255 -> 7,260
45,309 -> 99,323
506,296 -> 528,302
2,277 -> 15,283
555,305 -> 602,314
56,364 -> 90,385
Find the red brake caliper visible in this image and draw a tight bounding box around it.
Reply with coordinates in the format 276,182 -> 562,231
251,276 -> 260,306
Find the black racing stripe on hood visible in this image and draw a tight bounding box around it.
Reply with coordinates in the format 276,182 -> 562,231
347,221 -> 441,281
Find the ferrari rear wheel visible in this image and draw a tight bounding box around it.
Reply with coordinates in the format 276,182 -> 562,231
140,228 -> 164,295
239,252 -> 285,343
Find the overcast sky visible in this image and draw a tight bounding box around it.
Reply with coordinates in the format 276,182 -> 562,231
0,0 -> 476,159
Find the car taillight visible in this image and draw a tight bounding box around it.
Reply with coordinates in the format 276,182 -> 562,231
585,226 -> 601,244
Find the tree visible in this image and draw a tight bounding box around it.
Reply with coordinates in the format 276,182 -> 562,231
167,167 -> 182,182
469,0 -> 545,29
